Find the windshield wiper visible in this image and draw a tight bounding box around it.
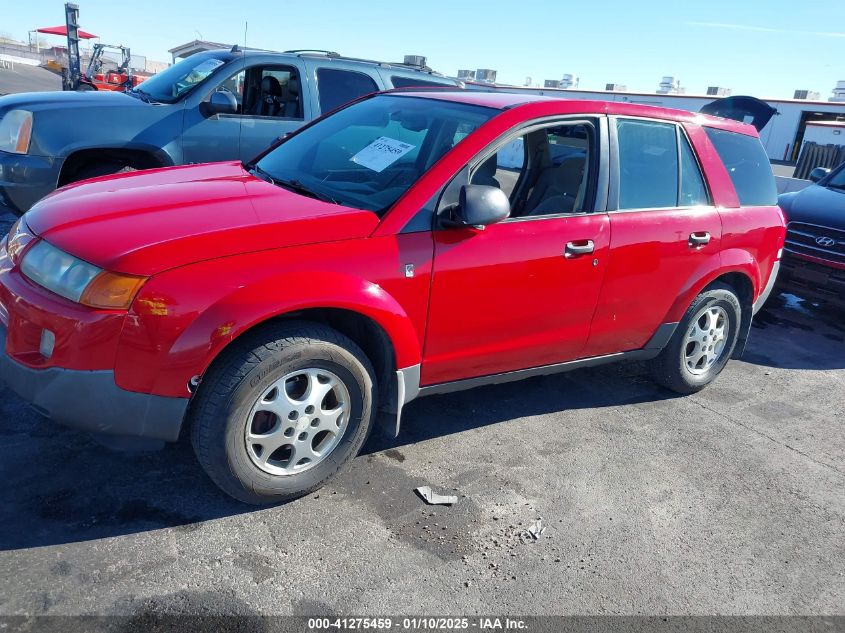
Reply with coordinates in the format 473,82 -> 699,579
248,164 -> 274,183
129,88 -> 155,103
275,179 -> 339,204
248,166 -> 340,204
826,182 -> 845,191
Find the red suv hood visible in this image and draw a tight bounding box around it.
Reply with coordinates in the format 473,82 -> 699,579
25,162 -> 379,276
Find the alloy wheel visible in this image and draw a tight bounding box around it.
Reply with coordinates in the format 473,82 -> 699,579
683,305 -> 729,375
244,368 -> 350,476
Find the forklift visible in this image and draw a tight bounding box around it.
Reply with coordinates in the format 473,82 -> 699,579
76,42 -> 149,91
61,3 -> 149,92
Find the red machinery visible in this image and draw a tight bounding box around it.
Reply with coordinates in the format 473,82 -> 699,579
79,42 -> 150,91
37,4 -> 150,92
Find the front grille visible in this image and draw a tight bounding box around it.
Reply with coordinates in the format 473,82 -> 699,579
784,222 -> 845,265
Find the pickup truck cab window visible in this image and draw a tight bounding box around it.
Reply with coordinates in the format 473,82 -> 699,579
241,66 -> 303,119
217,69 -> 246,113
212,64 -> 304,120
316,68 -> 379,114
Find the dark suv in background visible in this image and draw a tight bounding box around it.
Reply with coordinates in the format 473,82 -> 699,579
0,48 -> 460,215
777,162 -> 845,305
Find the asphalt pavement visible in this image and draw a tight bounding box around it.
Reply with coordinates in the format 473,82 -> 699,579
0,64 -> 62,95
0,207 -> 842,616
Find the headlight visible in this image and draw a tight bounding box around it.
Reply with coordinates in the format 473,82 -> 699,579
20,241 -> 146,309
0,110 -> 33,154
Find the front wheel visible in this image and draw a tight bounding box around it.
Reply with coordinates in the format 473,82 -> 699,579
190,322 -> 377,504
648,283 -> 741,394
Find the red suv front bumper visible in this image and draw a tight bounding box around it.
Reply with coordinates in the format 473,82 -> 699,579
0,260 -> 188,442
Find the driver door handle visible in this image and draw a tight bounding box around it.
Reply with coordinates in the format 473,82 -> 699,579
565,240 -> 595,258
689,232 -> 711,247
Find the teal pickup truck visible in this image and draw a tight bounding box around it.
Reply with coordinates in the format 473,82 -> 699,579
0,48 -> 459,215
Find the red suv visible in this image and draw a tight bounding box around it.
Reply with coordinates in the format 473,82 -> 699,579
0,91 -> 784,503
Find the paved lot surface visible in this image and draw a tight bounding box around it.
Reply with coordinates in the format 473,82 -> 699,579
0,64 -> 61,95
0,206 -> 842,616
771,163 -> 797,179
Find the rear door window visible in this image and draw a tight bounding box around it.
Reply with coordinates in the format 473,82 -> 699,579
616,119 -> 678,209
679,133 -> 710,206
704,127 -> 777,206
316,68 -> 379,113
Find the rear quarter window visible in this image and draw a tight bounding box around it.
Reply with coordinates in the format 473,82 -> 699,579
704,127 -> 777,206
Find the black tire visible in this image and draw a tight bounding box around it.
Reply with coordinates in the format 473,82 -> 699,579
190,321 -> 377,505
648,282 -> 741,394
73,163 -> 137,182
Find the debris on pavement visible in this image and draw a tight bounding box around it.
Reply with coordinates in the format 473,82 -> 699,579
519,518 -> 546,542
529,518 -> 546,539
415,486 -> 458,506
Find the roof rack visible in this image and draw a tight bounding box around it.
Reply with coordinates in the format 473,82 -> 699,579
282,49 -> 445,76
383,85 -> 465,94
284,49 -> 340,57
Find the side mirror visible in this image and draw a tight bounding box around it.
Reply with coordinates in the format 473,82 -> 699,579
446,185 -> 511,229
809,166 -> 831,183
202,90 -> 238,117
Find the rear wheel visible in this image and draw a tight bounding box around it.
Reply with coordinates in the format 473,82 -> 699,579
648,283 -> 741,394
190,321 -> 377,505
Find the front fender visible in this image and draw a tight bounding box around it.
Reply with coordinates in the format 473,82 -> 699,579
115,268 -> 422,398
38,105 -> 184,163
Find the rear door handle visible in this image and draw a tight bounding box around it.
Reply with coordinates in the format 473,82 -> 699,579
565,240 -> 595,257
689,232 -> 711,247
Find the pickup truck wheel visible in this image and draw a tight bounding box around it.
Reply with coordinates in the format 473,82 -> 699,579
648,283 -> 741,394
189,321 -> 376,505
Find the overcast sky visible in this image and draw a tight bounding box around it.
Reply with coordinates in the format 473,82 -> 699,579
4,0 -> 844,98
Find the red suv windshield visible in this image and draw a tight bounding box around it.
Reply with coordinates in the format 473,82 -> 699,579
254,95 -> 495,213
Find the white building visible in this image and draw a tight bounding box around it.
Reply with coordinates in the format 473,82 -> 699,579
464,81 -> 845,162
802,120 -> 845,147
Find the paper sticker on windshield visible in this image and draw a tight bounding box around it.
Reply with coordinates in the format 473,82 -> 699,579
350,137 -> 416,173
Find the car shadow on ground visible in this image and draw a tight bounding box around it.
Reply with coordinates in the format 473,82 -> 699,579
364,361 -> 673,456
0,359 -> 675,552
744,292 -> 845,370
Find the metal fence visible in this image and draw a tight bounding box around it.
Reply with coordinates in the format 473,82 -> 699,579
0,44 -> 43,63
794,142 -> 845,179
0,42 -> 114,69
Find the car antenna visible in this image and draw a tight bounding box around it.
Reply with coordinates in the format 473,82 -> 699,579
231,43 -> 240,53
